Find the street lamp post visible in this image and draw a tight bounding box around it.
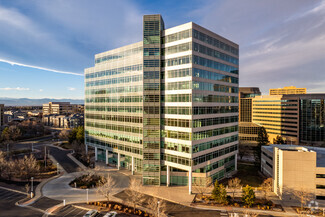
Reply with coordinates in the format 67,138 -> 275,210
157,201 -> 160,217
86,189 -> 89,204
57,163 -> 59,174
31,177 -> 34,198
32,143 -> 34,152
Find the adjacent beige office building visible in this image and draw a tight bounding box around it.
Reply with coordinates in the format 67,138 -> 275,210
262,145 -> 325,203
42,102 -> 73,115
269,86 -> 306,95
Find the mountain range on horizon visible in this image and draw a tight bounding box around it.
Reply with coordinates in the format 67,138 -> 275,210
0,97 -> 84,106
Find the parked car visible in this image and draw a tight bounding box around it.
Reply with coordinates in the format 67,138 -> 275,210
103,211 -> 117,217
83,210 -> 98,217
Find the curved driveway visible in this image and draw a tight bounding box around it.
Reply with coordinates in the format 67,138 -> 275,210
42,170 -> 129,204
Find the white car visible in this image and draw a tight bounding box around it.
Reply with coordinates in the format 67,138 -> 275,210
103,211 -> 117,217
83,210 -> 98,217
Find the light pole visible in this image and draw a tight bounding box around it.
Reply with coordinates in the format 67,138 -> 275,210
86,189 -> 89,204
31,177 -> 34,198
57,163 -> 59,174
32,143 -> 34,152
157,201 -> 160,217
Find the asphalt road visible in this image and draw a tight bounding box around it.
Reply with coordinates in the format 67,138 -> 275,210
48,146 -> 80,173
0,188 -> 43,217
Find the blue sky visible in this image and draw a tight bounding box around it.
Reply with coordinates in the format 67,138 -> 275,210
0,0 -> 324,99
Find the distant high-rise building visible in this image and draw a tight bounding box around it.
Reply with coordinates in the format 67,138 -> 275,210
42,102 -> 72,115
238,86 -> 325,146
85,14 -> 239,192
299,94 -> 325,145
252,94 -> 299,144
238,87 -> 262,147
269,86 -> 306,95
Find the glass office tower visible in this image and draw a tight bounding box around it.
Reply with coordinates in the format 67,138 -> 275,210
299,95 -> 325,145
85,14 -> 239,193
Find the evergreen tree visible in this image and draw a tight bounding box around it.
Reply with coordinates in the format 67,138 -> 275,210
211,181 -> 228,204
273,135 -> 286,144
242,185 -> 256,207
254,127 -> 269,166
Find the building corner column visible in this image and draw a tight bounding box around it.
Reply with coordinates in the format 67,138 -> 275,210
95,147 -> 98,161
106,149 -> 108,165
189,169 -> 192,195
118,153 -> 120,170
131,156 -> 134,175
85,144 -> 88,154
235,153 -> 238,171
167,165 -> 170,187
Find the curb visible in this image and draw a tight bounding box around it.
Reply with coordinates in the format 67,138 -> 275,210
67,153 -> 87,171
48,154 -> 67,174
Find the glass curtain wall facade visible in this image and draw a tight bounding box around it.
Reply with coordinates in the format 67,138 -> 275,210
299,95 -> 325,145
85,15 -> 239,192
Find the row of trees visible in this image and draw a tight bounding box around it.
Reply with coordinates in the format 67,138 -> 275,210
96,174 -> 168,217
0,151 -> 40,180
0,120 -> 47,144
194,177 -> 273,208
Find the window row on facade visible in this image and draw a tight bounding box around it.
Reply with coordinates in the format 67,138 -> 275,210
86,74 -> 142,87
94,46 -> 143,64
86,96 -> 143,103
193,144 -> 237,166
87,129 -> 142,144
86,121 -> 142,134
85,85 -> 143,95
192,29 -> 238,55
162,125 -> 238,141
192,135 -> 238,153
85,64 -> 142,79
85,105 -> 143,113
85,114 -> 143,124
86,136 -> 142,155
162,106 -> 238,115
163,115 -> 238,128
195,155 -> 235,173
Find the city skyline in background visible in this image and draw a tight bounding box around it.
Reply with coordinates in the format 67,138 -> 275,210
0,0 -> 325,99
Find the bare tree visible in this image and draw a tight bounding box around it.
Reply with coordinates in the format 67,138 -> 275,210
58,130 -> 70,141
4,160 -> 15,180
243,209 -> 259,217
260,178 -> 272,200
146,197 -> 169,217
228,177 -> 242,199
126,178 -> 145,213
0,151 -> 6,178
293,188 -> 313,212
19,154 -> 40,180
96,174 -> 116,203
25,183 -> 30,196
193,177 -> 212,199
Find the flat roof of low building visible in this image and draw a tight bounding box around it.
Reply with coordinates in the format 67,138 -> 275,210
263,144 -> 325,167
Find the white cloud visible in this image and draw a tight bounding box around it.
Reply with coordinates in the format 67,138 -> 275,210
0,58 -> 83,76
39,89 -> 43,92
68,87 -> 76,91
0,87 -> 30,91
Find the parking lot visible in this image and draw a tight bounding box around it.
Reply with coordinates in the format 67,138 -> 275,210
0,188 -> 43,217
54,204 -> 139,217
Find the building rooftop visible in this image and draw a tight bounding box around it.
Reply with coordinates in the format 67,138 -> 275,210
263,144 -> 325,167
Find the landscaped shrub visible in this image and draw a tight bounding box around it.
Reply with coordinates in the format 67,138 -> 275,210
69,174 -> 105,188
